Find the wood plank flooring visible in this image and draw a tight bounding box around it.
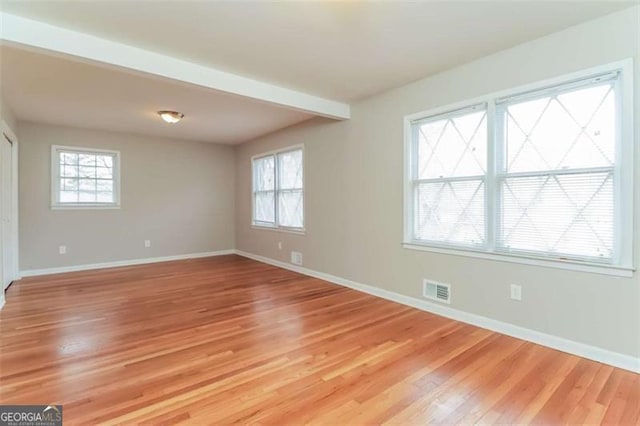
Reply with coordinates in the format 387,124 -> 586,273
1,255 -> 638,424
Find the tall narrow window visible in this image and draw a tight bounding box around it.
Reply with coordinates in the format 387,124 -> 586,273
252,146 -> 304,231
253,155 -> 276,226
411,104 -> 487,247
404,61 -> 633,274
277,149 -> 304,228
52,145 -> 120,209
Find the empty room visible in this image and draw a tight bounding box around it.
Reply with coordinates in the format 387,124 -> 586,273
0,1 -> 639,424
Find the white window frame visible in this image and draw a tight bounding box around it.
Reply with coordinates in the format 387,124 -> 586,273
51,145 -> 121,210
403,59 -> 634,277
251,144 -> 305,234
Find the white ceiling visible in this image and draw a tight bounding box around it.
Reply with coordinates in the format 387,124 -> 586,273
0,1 -> 636,144
2,1 -> 634,102
1,46 -> 313,144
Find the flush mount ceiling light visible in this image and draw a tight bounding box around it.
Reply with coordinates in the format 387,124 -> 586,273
157,110 -> 184,124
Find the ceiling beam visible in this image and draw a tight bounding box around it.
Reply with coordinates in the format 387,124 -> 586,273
0,13 -> 350,120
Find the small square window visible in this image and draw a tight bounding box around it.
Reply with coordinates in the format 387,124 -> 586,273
51,146 -> 120,209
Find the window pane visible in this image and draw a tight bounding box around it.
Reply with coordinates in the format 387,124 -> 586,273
97,155 -> 113,168
96,167 -> 113,179
60,191 -> 78,203
278,190 -> 303,228
60,152 -> 78,165
61,178 -> 78,191
55,148 -> 118,206
415,180 -> 485,246
79,191 -> 97,202
96,180 -> 113,192
278,149 -> 303,189
79,179 -> 96,191
97,192 -> 114,203
79,166 -> 96,178
255,191 -> 275,224
253,156 -> 275,192
417,109 -> 487,179
62,165 -> 78,177
498,172 -> 613,260
505,83 -> 615,173
79,154 -> 96,166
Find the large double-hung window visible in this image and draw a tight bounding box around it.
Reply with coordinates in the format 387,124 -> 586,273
404,61 -> 633,275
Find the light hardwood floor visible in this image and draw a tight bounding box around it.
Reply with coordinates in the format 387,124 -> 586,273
1,255 -> 638,424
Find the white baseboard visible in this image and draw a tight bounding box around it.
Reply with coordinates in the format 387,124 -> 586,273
235,249 -> 640,374
19,250 -> 236,277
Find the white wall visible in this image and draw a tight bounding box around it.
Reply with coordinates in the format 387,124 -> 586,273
235,7 -> 640,359
19,122 -> 236,271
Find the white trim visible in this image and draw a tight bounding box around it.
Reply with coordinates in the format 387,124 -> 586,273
0,12 -> 350,120
404,59 -> 633,123
495,71 -> 619,105
411,103 -> 486,126
402,242 -> 633,277
251,143 -> 306,161
486,100 -> 497,251
402,117 -> 414,243
235,249 -> 640,373
51,144 -> 121,209
50,206 -> 122,211
251,225 -> 306,235
616,59 -> 635,268
1,122 -> 18,147
403,59 -> 634,273
20,250 -> 235,277
1,120 -> 20,284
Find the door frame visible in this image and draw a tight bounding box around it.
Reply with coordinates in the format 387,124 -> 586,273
1,119 -> 20,285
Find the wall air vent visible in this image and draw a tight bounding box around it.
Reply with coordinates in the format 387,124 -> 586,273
423,279 -> 451,304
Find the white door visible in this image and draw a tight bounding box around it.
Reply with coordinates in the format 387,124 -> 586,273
1,134 -> 13,289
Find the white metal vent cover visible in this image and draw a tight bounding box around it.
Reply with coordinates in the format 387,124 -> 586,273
423,279 -> 451,304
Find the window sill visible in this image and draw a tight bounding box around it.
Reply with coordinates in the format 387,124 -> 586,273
251,224 -> 305,236
51,204 -> 121,210
402,242 -> 634,278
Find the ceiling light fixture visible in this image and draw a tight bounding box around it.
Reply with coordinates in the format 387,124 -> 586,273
157,110 -> 184,124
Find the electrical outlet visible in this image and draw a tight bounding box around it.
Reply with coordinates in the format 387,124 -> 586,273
291,251 -> 303,265
278,241 -> 282,250
59,245 -> 66,255
144,240 -> 151,248
510,284 -> 522,301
